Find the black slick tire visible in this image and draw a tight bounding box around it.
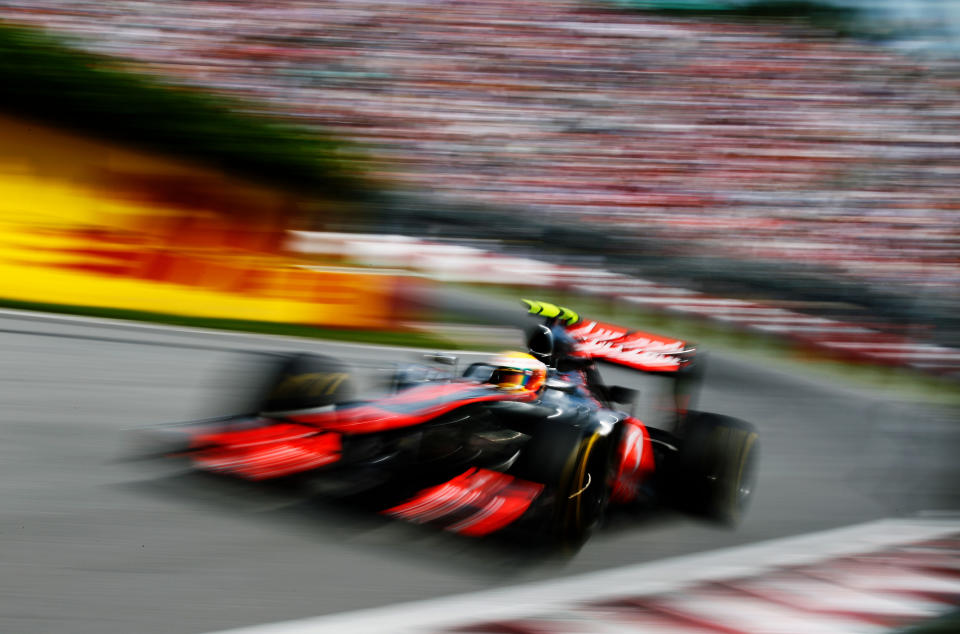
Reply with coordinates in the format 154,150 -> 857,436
676,411 -> 759,525
259,353 -> 355,414
513,421 -> 614,549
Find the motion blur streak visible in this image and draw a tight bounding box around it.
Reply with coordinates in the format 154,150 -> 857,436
3,0 -> 958,327
0,1 -> 958,633
384,468 -> 544,536
1,313 -> 957,633
0,113 -> 400,328
199,518 -> 960,634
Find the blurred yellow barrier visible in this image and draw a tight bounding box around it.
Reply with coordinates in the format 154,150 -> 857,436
0,116 -> 391,329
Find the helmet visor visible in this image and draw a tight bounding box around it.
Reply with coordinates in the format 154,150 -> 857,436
491,369 -> 529,390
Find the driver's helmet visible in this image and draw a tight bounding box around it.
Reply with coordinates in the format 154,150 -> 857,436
488,351 -> 547,392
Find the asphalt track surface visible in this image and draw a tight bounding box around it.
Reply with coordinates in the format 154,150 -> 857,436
1,310 -> 958,634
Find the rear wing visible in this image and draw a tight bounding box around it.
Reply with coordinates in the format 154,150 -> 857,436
523,299 -> 703,419
523,299 -> 696,374
566,319 -> 695,373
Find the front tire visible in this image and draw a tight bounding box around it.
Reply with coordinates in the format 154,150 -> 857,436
513,422 -> 614,548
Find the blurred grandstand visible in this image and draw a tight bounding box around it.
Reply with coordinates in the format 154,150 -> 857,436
1,0 -> 958,346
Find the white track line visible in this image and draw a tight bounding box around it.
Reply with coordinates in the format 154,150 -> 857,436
204,517 -> 960,634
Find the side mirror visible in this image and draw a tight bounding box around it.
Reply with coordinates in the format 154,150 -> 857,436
608,385 -> 639,405
425,352 -> 458,366
462,362 -> 494,382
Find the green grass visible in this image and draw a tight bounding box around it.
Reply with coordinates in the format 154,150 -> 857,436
601,0 -> 865,39
0,298 -> 459,350
895,611 -> 960,634
607,0 -> 858,21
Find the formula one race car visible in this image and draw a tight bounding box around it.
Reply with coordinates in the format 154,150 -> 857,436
138,300 -> 759,548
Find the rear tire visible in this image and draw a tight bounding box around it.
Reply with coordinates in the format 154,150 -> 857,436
259,353 -> 355,414
675,412 -> 758,525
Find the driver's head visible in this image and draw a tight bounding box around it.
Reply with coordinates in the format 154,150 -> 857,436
488,352 -> 547,392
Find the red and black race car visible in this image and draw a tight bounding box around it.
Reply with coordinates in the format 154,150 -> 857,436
138,300 -> 759,548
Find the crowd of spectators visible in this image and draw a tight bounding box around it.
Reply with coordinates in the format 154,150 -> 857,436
3,0 -> 958,302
